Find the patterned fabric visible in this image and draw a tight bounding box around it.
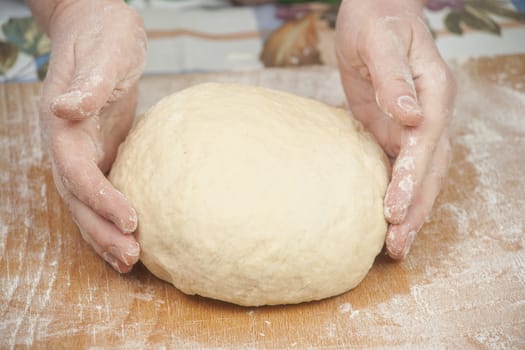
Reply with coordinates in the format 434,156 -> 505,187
1,0 -> 524,83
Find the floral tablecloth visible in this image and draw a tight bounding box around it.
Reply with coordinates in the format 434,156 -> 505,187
1,0 -> 524,83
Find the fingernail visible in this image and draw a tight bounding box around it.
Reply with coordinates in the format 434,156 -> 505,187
110,210 -> 137,234
112,191 -> 138,233
402,230 -> 417,258
384,205 -> 392,221
397,95 -> 423,116
107,245 -> 129,267
123,242 -> 140,265
385,229 -> 396,246
124,208 -> 138,233
103,251 -> 123,273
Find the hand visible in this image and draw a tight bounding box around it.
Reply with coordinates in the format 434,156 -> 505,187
36,0 -> 147,272
335,0 -> 456,259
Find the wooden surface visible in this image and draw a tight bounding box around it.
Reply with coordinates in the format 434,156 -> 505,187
1,55 -> 524,349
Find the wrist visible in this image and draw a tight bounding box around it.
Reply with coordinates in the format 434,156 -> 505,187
26,0 -> 75,35
343,0 -> 425,12
26,0 -> 129,38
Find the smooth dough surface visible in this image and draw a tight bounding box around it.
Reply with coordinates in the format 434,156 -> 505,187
110,83 -> 389,306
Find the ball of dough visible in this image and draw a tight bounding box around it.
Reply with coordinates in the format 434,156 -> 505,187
110,83 -> 389,306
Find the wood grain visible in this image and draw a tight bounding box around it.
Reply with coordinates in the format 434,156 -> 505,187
1,55 -> 524,349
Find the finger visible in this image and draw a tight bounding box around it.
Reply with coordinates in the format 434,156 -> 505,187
386,135 -> 451,259
51,57 -> 118,120
384,26 -> 455,224
383,130 -> 418,224
53,164 -> 140,273
69,194 -> 140,273
52,132 -> 137,234
40,40 -> 75,110
361,18 -> 423,126
337,60 -> 404,158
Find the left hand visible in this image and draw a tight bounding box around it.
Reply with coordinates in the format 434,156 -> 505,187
335,0 -> 456,259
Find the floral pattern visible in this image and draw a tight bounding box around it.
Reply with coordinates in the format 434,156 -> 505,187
0,17 -> 50,81
260,0 -> 525,67
0,1 -> 523,81
426,0 -> 525,35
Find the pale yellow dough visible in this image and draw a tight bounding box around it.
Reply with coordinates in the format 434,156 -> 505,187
110,83 -> 389,306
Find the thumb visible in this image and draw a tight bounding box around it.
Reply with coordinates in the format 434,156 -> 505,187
362,20 -> 423,127
51,60 -> 117,120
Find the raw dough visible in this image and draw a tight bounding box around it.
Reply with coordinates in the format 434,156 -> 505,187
109,83 -> 389,306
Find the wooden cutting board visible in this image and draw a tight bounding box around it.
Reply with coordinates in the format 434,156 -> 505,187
1,55 -> 524,349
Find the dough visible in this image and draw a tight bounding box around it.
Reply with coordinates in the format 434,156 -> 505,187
109,83 -> 389,306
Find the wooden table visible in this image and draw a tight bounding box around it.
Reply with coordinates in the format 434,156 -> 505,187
1,55 -> 524,349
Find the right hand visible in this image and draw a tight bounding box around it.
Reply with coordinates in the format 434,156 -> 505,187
39,0 -> 147,272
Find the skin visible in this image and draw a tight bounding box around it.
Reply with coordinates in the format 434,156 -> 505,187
336,0 -> 456,258
27,0 -> 455,272
27,0 -> 147,272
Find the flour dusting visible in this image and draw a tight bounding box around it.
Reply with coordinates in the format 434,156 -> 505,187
337,303 -> 351,314
2,65 -> 524,349
340,63 -> 525,348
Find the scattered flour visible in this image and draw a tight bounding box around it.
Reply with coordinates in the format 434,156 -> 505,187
2,65 -> 524,349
